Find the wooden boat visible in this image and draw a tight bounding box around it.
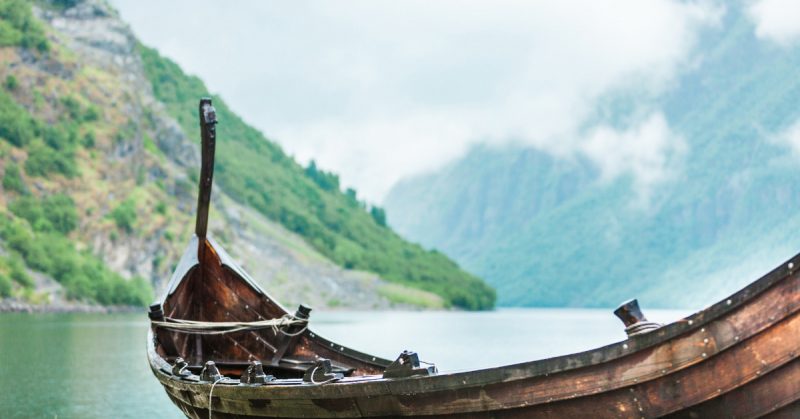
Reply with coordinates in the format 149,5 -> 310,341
148,98 -> 800,418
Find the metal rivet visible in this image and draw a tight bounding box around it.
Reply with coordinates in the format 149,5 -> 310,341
623,344 -> 629,349
789,262 -> 794,269
702,352 -> 707,357
688,320 -> 693,325
703,338 -> 709,344
639,407 -> 643,412
734,336 -> 739,341
661,369 -> 666,374
372,357 -> 376,361
340,346 -> 344,351
701,328 -> 705,333
633,397 -> 638,402
726,299 -> 732,305
330,343 -> 334,347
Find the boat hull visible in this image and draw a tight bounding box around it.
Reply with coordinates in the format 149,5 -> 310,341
148,250 -> 800,418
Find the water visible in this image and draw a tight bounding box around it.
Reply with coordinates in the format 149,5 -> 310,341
0,308 -> 690,418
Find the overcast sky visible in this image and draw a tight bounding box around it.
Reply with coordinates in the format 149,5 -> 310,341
110,0 -> 798,203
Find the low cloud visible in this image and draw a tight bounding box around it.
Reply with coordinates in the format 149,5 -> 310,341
748,0 -> 800,46
113,0 -> 721,201
767,119 -> 800,156
580,113 -> 687,203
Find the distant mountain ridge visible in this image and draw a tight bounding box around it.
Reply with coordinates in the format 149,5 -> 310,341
385,8 -> 800,309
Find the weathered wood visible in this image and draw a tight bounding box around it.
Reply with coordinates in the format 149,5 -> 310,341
147,98 -> 800,418
149,263 -> 799,417
195,98 -> 217,240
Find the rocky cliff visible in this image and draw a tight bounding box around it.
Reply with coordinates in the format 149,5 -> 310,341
1,0 -> 458,310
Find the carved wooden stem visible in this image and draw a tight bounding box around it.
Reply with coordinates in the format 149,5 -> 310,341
195,97 -> 217,240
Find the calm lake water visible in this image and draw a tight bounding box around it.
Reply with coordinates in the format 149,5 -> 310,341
0,308 -> 690,418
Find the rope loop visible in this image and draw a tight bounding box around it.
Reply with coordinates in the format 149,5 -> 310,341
152,314 -> 308,336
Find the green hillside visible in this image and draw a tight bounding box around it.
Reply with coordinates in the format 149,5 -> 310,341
385,8 -> 800,308
137,47 -> 494,310
0,0 -> 495,310
0,0 -> 151,305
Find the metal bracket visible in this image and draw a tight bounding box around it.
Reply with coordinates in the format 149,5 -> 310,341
383,351 -> 437,379
148,302 -> 164,320
200,360 -> 223,382
240,361 -> 275,385
172,357 -> 191,377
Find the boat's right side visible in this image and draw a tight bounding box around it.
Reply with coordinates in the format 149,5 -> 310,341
151,250 -> 799,418
332,251 -> 800,418
428,252 -> 800,418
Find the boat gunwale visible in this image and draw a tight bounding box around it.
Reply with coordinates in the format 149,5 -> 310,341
149,244 -> 800,394
148,310 -> 800,415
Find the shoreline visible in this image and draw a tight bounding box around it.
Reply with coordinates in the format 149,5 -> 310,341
0,299 -> 143,314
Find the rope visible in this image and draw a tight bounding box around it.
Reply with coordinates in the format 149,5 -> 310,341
208,376 -> 224,419
308,365 -> 340,385
152,314 -> 308,336
625,321 -> 662,337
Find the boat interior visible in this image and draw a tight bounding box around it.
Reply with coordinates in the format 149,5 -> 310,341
150,236 -> 393,383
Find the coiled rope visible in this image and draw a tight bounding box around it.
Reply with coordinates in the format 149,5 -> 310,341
624,321 -> 662,337
152,314 -> 308,336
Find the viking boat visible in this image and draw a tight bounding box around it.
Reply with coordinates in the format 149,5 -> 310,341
148,98 -> 800,418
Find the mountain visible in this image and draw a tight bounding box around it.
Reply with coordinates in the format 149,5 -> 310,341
0,0 -> 495,310
384,7 -> 800,309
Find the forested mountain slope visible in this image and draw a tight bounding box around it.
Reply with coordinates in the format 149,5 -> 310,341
0,0 -> 494,310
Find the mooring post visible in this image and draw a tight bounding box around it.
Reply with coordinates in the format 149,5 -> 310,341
614,299 -> 662,337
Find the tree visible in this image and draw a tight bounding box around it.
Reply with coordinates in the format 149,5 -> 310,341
2,162 -> 25,193
110,198 -> 137,233
370,206 -> 387,227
